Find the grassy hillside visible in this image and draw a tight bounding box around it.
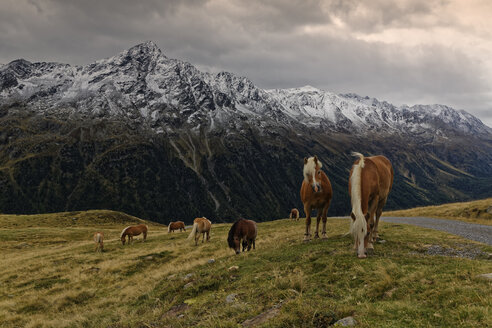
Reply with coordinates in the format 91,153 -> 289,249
0,210 -> 491,327
385,198 -> 492,225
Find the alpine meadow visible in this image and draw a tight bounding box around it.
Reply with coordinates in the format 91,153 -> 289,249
1,1 -> 492,327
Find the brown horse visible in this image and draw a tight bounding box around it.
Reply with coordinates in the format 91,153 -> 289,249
120,224 -> 148,245
300,156 -> 333,241
187,217 -> 211,246
227,218 -> 257,254
168,221 -> 186,233
93,232 -> 104,252
289,208 -> 299,221
349,152 -> 393,258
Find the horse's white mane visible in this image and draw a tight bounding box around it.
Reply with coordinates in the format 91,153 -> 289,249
349,152 -> 367,256
303,157 -> 322,181
120,226 -> 131,238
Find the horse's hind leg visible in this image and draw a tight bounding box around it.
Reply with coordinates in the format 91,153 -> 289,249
374,198 -> 387,241
143,232 -> 147,242
314,212 -> 321,239
321,201 -> 330,239
304,205 -> 312,242
253,239 -> 256,250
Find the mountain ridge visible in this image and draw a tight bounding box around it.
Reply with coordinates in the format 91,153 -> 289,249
0,42 -> 491,223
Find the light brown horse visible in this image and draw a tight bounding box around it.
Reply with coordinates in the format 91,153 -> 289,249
187,217 -> 211,246
227,218 -> 257,254
120,224 -> 148,245
349,152 -> 393,258
300,156 -> 333,241
93,232 -> 104,252
168,221 -> 186,233
289,208 -> 299,221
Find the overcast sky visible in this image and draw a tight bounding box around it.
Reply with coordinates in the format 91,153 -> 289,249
1,0 -> 491,126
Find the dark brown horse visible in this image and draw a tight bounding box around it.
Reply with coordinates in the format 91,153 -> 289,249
289,208 -> 299,221
187,217 -> 211,246
227,218 -> 257,254
349,152 -> 393,258
300,156 -> 333,241
120,224 -> 148,245
168,221 -> 186,233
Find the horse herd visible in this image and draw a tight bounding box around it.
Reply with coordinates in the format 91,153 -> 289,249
93,152 -> 393,259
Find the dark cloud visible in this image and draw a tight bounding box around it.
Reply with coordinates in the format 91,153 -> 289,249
0,0 -> 491,126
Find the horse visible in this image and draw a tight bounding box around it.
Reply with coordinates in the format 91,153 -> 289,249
300,156 -> 333,241
120,224 -> 148,245
168,221 -> 186,233
349,152 -> 393,258
289,208 -> 299,221
227,218 -> 257,254
93,232 -> 104,252
187,217 -> 211,246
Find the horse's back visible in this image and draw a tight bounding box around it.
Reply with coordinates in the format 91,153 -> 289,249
194,217 -> 211,232
367,155 -> 393,195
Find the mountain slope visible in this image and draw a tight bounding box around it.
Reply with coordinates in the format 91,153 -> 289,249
0,42 -> 491,223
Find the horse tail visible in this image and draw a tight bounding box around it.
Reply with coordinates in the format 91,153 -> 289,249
349,152 -> 367,240
187,222 -> 198,240
168,223 -> 171,233
120,226 -> 131,238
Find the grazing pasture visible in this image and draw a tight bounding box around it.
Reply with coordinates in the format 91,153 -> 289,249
0,209 -> 490,327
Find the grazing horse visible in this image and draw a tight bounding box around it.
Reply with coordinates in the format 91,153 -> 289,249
289,208 -> 299,221
300,156 -> 333,241
168,221 -> 186,233
187,217 -> 211,246
120,224 -> 148,245
349,152 -> 393,258
93,232 -> 104,252
227,219 -> 257,254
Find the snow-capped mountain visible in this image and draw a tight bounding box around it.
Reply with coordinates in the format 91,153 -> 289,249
1,41 -> 490,138
0,42 -> 491,223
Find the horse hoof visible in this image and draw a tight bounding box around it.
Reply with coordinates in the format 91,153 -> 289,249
303,238 -> 311,242
314,234 -> 320,239
322,234 -> 328,240
358,254 -> 367,259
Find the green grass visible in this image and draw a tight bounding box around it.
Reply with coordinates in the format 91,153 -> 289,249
385,197 -> 492,225
0,209 -> 491,327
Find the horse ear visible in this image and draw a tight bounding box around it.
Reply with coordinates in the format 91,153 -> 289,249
304,157 -> 308,164
314,155 -> 318,164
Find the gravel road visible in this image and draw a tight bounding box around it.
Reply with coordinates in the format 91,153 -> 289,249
381,216 -> 492,246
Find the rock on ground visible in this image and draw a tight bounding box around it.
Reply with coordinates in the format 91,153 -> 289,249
334,316 -> 357,326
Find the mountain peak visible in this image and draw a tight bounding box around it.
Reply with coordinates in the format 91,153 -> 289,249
129,41 -> 161,53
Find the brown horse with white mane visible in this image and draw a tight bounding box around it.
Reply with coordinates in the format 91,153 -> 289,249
93,232 -> 104,252
300,156 -> 333,241
168,221 -> 186,233
120,224 -> 148,245
349,152 -> 393,258
289,208 -> 299,221
227,218 -> 257,254
187,217 -> 211,246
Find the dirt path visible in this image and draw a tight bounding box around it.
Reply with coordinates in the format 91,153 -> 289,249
381,216 -> 492,246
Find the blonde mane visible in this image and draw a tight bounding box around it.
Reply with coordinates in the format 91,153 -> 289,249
120,226 -> 131,238
349,152 -> 367,255
303,157 -> 322,182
